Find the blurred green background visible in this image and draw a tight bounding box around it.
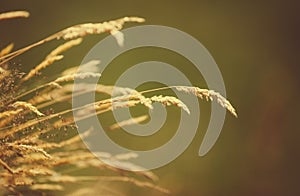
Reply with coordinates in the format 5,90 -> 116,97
1,1 -> 299,195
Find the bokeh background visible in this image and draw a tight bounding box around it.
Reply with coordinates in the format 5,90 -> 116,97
1,1 -> 299,195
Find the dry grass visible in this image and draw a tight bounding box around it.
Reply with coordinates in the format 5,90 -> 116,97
0,16 -> 144,66
0,43 -> 14,57
0,11 -> 29,20
109,115 -> 149,130
0,10 -> 237,195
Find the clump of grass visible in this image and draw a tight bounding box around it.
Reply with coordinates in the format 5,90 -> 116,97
0,10 -> 237,195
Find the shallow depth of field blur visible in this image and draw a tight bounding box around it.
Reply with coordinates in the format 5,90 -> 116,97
1,1 -> 299,195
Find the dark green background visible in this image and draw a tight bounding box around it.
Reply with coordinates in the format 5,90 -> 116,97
1,1 -> 299,195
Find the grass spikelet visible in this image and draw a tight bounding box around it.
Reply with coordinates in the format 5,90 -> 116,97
21,55 -> 64,83
28,86 -> 69,105
11,144 -> 52,159
175,86 -> 237,117
128,94 -> 153,109
0,11 -> 29,20
0,43 -> 14,57
111,94 -> 153,110
0,109 -> 22,119
20,37 -> 83,83
58,16 -> 145,40
46,38 -> 82,59
150,95 -> 191,114
61,60 -> 100,75
30,184 -> 64,191
109,115 -> 148,130
113,152 -> 139,160
12,101 -> 44,116
51,72 -> 101,84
